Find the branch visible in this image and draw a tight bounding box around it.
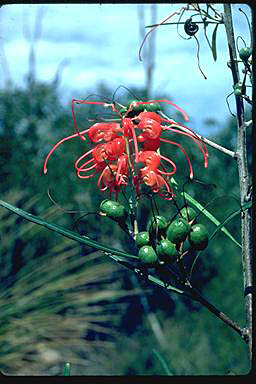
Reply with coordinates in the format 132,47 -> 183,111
187,287 -> 247,340
223,4 -> 253,361
109,254 -> 246,341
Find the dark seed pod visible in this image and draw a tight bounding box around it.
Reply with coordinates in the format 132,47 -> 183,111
184,18 -> 199,36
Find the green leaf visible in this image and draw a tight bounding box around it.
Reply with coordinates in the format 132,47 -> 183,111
209,201 -> 252,242
181,192 -> 241,248
146,274 -> 184,295
0,199 -> 139,260
211,23 -> 219,61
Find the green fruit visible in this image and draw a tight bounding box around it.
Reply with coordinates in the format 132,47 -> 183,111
139,245 -> 158,265
166,218 -> 191,244
233,82 -> 242,90
128,100 -> 144,112
135,231 -> 150,248
180,207 -> 197,222
100,199 -> 113,212
234,88 -> 242,96
100,199 -> 127,220
239,47 -> 252,61
189,224 -> 209,250
147,215 -> 168,239
144,102 -> 161,112
156,239 -> 178,262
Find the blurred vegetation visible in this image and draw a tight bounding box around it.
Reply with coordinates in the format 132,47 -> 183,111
0,76 -> 251,375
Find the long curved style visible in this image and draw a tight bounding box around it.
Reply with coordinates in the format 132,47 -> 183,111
44,97 -> 208,200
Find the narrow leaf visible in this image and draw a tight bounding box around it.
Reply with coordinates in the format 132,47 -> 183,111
209,201 -> 252,242
0,199 -> 139,260
211,23 -> 219,61
146,274 -> 185,295
181,192 -> 241,248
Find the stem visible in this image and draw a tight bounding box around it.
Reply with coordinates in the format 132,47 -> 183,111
223,4 -> 252,360
187,287 -> 246,340
125,258 -> 246,340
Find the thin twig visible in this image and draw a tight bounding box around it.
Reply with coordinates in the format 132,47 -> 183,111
145,21 -> 222,28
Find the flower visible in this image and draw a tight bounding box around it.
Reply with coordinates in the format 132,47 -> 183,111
44,98 -> 208,200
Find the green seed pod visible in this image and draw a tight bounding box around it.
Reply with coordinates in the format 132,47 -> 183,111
135,231 -> 150,248
100,199 -> 113,213
189,224 -> 209,250
239,47 -> 252,61
233,82 -> 242,90
139,245 -> 158,265
156,239 -> 178,263
166,218 -> 191,244
100,199 -> 127,220
180,206 -> 197,223
234,88 -> 242,96
128,100 -> 144,112
147,215 -> 168,239
144,102 -> 161,112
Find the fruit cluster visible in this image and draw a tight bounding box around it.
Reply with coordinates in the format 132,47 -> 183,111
99,199 -> 209,266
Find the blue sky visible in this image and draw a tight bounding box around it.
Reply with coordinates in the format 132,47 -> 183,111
0,3 -> 252,136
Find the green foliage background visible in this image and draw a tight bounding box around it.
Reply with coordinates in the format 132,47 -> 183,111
0,76 -> 251,375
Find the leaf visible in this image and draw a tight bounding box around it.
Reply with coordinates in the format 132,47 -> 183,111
181,192 -> 241,248
209,201 -> 252,242
0,199 -> 139,260
211,23 -> 219,61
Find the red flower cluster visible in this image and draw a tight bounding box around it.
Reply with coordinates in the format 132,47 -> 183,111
44,99 -> 208,200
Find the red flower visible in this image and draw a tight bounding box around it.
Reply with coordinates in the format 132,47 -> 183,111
44,98 -> 208,200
